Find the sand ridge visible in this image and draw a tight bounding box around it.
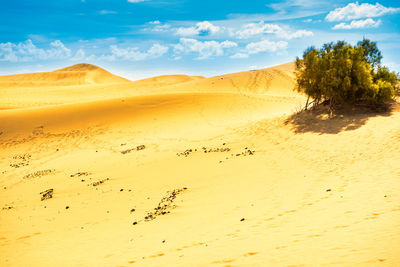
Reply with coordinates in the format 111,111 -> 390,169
0,62 -> 299,109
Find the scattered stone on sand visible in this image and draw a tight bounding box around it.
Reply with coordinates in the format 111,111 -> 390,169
2,206 -> 13,210
89,178 -> 109,187
40,189 -> 53,201
240,218 -> 245,221
177,149 -> 193,157
121,145 -> 146,154
202,146 -> 230,153
134,187 -> 188,225
130,208 -> 135,213
23,169 -> 55,179
177,145 -> 231,157
10,154 -> 31,168
70,172 -> 90,177
137,145 -> 145,151
65,206 -> 69,209
326,189 -> 332,192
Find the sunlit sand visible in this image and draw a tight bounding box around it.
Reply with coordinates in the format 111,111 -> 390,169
1,63 -> 399,266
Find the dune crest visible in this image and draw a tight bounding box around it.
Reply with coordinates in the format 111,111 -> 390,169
0,63 -> 130,88
0,62 -> 301,109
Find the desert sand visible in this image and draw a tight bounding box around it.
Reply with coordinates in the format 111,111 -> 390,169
0,63 -> 399,267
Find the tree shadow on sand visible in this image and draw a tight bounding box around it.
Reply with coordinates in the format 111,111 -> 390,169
284,102 -> 399,135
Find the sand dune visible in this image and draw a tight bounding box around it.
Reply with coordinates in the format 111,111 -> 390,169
0,62 -> 399,267
158,62 -> 297,96
130,74 -> 205,89
0,62 -> 299,109
0,63 -> 130,87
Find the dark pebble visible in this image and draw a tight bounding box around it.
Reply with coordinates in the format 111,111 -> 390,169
133,222 -> 137,225
65,206 -> 70,209
326,189 -> 331,192
240,218 -> 245,221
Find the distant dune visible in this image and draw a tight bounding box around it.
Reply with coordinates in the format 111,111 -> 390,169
159,62 -> 296,96
0,63 -> 130,88
131,74 -> 205,89
0,62 -> 299,109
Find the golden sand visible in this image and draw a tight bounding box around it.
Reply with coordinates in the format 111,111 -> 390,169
0,63 -> 399,266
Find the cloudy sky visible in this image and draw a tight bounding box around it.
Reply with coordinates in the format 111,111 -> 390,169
1,0 -> 400,80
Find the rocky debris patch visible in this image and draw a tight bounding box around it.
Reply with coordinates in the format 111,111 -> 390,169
10,154 -> 31,168
177,149 -> 194,157
2,205 -> 13,210
176,144 -> 255,163
233,147 -> 255,157
70,172 -> 90,177
121,145 -> 146,154
133,187 -> 188,225
23,169 -> 55,179
40,189 -> 53,201
202,146 -> 231,153
88,178 -> 109,187
137,145 -> 145,150
177,144 -> 231,157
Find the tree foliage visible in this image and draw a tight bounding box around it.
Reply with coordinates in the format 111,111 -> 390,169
295,39 -> 399,110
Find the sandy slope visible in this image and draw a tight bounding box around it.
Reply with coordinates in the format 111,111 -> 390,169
0,63 -> 399,267
0,63 -> 295,109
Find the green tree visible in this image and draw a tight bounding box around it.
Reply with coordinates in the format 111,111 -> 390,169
295,39 -> 397,113
357,38 -> 382,70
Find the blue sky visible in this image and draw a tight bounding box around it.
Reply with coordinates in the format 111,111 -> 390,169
1,0 -> 400,80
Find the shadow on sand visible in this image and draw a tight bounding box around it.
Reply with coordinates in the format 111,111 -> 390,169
284,102 -> 399,135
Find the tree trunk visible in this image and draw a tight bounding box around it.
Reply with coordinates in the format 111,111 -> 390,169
305,96 -> 310,111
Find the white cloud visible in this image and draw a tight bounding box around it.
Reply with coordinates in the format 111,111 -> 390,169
152,24 -> 171,32
71,49 -> 87,61
149,20 -> 160,25
174,38 -> 237,59
0,39 -> 71,62
230,53 -> 249,59
235,22 -> 282,39
99,10 -> 117,15
103,43 -> 169,61
245,40 -> 288,54
127,0 -> 146,3
176,21 -> 221,36
326,2 -> 400,22
279,29 -> 313,39
144,21 -> 172,33
233,21 -> 313,40
230,40 -> 288,59
332,18 -> 382,30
